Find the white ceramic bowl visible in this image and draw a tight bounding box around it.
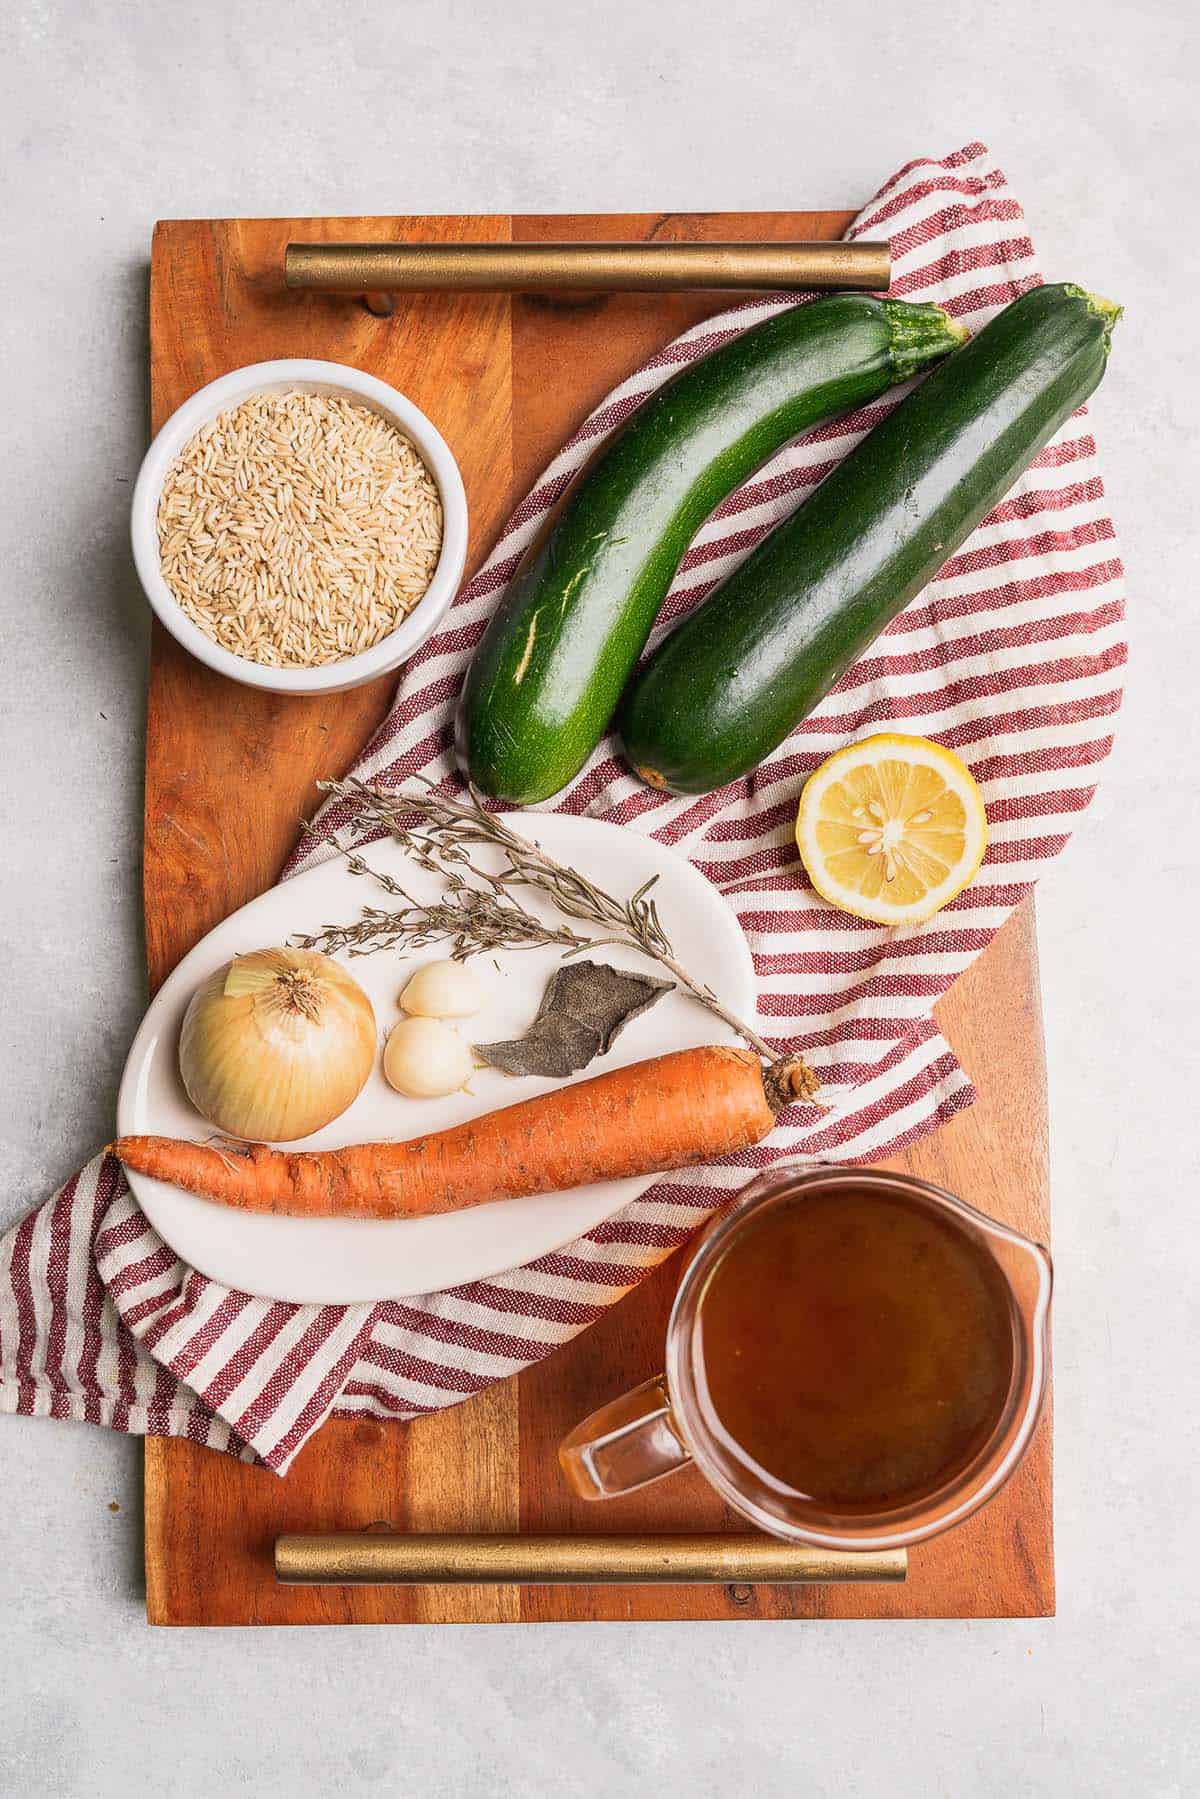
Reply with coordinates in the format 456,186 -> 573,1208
130,358 -> 469,695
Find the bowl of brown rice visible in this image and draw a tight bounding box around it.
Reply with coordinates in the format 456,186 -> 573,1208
131,359 -> 468,694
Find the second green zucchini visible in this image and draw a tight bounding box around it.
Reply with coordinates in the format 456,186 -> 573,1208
618,283 -> 1121,796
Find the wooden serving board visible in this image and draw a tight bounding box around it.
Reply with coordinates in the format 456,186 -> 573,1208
143,210 -> 1053,1625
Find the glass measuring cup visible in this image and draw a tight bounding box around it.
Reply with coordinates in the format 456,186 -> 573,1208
559,1164 -> 1052,1552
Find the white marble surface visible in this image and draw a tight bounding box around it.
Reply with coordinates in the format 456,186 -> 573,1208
1,2 -> 1196,1794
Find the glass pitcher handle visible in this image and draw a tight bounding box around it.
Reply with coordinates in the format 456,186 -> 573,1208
558,1375 -> 692,1500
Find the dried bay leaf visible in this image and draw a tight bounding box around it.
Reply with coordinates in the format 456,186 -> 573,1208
475,960 -> 673,1079
476,1013 -> 598,1080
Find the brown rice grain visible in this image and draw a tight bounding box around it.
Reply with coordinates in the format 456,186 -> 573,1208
156,390 -> 443,668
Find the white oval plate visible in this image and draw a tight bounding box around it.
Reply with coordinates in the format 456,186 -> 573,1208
117,815 -> 756,1304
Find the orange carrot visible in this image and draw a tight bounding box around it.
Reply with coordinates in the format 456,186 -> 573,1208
111,1045 -> 817,1219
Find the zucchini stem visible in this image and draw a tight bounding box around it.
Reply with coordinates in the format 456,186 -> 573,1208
1067,284 -> 1124,349
882,300 -> 970,380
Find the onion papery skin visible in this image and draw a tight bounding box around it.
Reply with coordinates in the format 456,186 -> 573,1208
179,947 -> 376,1143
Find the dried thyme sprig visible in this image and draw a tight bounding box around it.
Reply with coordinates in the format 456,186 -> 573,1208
318,776 -> 675,957
300,776 -> 819,1102
296,852 -> 594,961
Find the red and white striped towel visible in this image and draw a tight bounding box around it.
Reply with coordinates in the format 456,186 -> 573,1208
1,144 -> 1125,1473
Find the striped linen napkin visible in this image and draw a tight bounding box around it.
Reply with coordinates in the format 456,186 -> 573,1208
1,143 -> 1125,1472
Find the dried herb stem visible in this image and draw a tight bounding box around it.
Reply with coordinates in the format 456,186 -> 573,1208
302,776 -> 817,1099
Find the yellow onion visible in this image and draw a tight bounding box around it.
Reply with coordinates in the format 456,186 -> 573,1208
179,947 -> 376,1142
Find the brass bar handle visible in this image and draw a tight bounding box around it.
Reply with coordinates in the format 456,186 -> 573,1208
284,240 -> 891,297
274,1532 -> 907,1586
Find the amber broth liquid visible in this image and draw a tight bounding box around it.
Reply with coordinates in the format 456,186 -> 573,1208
693,1186 -> 1015,1516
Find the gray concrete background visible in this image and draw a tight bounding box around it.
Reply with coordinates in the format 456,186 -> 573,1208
2,2 -> 1196,1794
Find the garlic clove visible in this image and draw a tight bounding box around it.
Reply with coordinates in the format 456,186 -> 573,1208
400,959 -> 484,1020
383,1016 -> 476,1099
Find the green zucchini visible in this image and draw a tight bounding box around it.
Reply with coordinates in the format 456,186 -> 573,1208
618,284 -> 1120,796
457,295 -> 967,804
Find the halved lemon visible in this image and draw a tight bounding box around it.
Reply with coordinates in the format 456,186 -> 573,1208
795,734 -> 988,925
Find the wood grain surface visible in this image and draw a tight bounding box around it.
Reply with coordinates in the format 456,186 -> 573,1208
143,210 -> 1052,1625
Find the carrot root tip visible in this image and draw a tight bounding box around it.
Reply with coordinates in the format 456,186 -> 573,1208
764,1055 -> 822,1113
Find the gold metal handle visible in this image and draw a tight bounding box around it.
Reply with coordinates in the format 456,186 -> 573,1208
284,239 -> 891,298
274,1532 -> 906,1586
